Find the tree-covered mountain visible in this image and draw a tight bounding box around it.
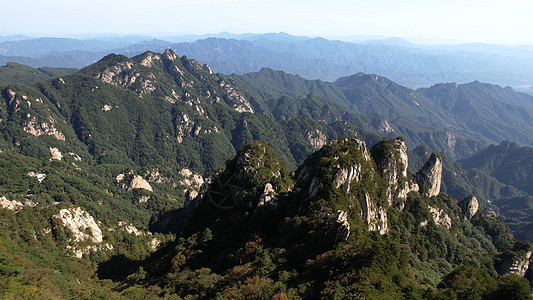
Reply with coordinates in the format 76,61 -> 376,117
453,141 -> 533,237
2,33 -> 533,92
0,62 -> 77,86
230,68 -> 533,160
0,48 -> 533,298
112,138 -> 530,299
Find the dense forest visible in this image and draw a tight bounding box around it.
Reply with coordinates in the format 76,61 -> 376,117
1,49 -> 533,298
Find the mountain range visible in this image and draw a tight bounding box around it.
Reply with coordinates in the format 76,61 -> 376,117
1,47 -> 533,298
2,33 -> 533,93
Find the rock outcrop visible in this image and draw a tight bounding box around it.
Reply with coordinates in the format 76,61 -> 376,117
53,207 -> 113,258
54,207 -> 103,244
295,137 -> 390,235
484,207 -> 497,217
116,172 -> 153,192
0,196 -> 23,211
49,147 -> 63,161
256,183 -> 277,209
129,175 -> 153,192
372,137 -> 419,206
459,195 -> 479,220
428,206 -> 452,230
330,210 -> 350,242
333,164 -> 361,193
499,251 -> 532,277
360,193 -> 389,234
178,168 -> 204,201
416,153 -> 442,197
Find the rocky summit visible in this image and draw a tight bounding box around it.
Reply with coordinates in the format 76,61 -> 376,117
0,46 -> 532,299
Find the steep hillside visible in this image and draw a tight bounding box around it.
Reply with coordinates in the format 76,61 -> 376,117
114,138 -> 530,299
232,68 -> 533,160
459,141 -> 533,195
0,47 -> 532,297
1,50 -> 383,176
0,62 -> 77,86
456,141 -> 533,237
419,82 -> 533,146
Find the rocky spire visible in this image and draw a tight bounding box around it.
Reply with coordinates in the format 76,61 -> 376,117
416,153 -> 442,197
330,210 -> 350,242
460,195 -> 480,221
372,137 -> 419,206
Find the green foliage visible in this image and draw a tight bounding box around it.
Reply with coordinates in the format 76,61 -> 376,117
0,62 -> 77,86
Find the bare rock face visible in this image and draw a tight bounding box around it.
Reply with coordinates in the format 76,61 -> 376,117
330,210 -> 350,242
129,175 -> 153,192
256,183 -> 278,209
416,153 -> 442,197
484,207 -> 497,217
54,207 -> 103,244
360,193 -> 389,234
499,251 -> 532,277
307,129 -> 327,150
460,195 -> 479,220
218,79 -> 254,113
333,164 -> 361,193
53,207 -> 113,258
49,147 -> 63,161
116,172 -> 153,192
373,137 -> 419,206
178,168 -> 205,201
0,196 -> 23,211
428,206 -> 452,230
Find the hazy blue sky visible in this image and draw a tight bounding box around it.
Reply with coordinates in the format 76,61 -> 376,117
3,0 -> 532,44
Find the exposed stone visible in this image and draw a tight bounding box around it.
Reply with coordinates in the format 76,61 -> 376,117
377,119 -> 395,133
139,195 -> 151,203
360,193 -> 388,234
24,116 -> 65,141
256,183 -> 277,209
54,207 -> 103,244
67,152 -> 82,161
117,222 -> 144,236
330,210 -> 350,242
101,104 -> 112,111
459,195 -> 479,221
428,205 -> 452,230
178,168 -> 205,201
162,49 -> 178,61
0,196 -> 23,211
484,207 -> 498,217
150,238 -> 161,251
374,138 -> 419,206
96,61 -> 133,84
129,175 -> 153,192
49,147 -> 63,161
96,60 -> 155,96
499,251 -> 532,277
307,129 -> 327,150
140,52 -> 161,67
333,164 -> 361,193
28,171 -> 46,183
416,153 -> 443,197
218,79 -> 254,113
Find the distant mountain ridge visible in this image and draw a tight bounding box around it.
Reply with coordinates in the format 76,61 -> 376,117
1,33 -> 533,92
231,68 -> 533,160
